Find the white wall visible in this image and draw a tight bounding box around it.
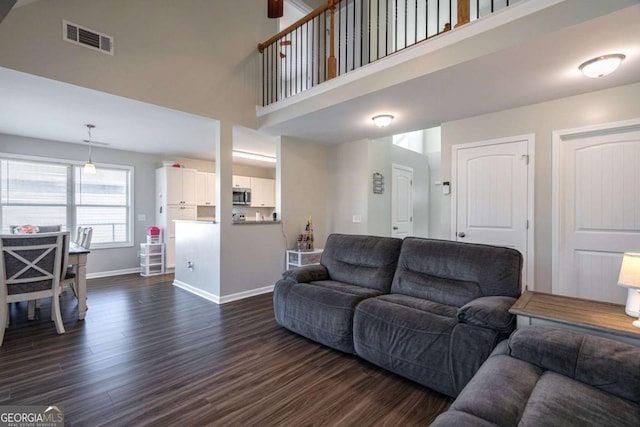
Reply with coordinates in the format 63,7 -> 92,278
280,136 -> 329,250
327,136 -> 430,238
0,0 -> 276,128
441,82 -> 640,293
328,140 -> 369,235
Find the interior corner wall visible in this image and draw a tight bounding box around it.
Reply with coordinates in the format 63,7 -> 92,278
280,136 -> 328,251
327,140 -> 369,235
441,82 -> 640,294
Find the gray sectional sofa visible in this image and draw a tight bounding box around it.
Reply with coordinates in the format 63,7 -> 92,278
431,326 -> 640,427
273,233 -> 523,397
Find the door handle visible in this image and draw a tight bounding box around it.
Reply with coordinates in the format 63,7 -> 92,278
458,232 -> 466,238
393,226 -> 399,230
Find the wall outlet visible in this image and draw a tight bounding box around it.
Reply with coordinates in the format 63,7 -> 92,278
352,214 -> 362,223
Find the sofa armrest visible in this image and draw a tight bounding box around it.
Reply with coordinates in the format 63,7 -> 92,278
457,296 -> 517,333
509,326 -> 640,404
282,264 -> 329,283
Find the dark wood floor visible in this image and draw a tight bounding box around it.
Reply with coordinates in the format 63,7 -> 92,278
0,274 -> 451,426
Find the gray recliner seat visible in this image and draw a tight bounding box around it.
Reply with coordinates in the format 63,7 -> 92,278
353,237 -> 522,397
273,234 -> 402,353
431,327 -> 640,426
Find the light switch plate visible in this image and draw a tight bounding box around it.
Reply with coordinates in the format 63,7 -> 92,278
352,214 -> 362,223
137,214 -> 146,221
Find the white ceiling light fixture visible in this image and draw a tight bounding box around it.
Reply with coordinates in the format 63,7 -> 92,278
372,114 -> 394,128
232,150 -> 277,163
84,124 -> 97,174
579,53 -> 625,78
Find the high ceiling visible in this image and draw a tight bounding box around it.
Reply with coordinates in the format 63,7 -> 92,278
258,1 -> 640,144
0,1 -> 639,160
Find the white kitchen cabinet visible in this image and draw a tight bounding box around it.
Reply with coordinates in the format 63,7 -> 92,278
156,167 -> 198,269
250,177 -> 276,208
196,172 -> 216,206
232,175 -> 251,189
165,167 -> 197,205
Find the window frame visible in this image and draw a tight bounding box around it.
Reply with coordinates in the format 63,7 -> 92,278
0,152 -> 134,249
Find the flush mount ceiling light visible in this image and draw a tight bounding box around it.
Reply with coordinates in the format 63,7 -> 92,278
579,54 -> 625,78
84,124 -> 97,174
232,150 -> 277,163
372,114 -> 394,128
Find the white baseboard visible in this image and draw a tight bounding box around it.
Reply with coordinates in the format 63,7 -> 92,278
87,268 -> 141,279
172,280 -> 274,305
218,285 -> 275,304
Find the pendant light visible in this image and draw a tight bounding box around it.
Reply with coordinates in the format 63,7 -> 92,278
84,124 -> 97,174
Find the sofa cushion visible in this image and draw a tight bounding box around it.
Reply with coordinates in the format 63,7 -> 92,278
457,296 -> 517,333
431,329 -> 640,427
443,353 -> 542,427
509,327 -> 640,403
391,238 -> 522,306
282,264 -> 329,283
353,294 -> 499,397
273,279 -> 383,353
320,234 -> 402,292
519,371 -> 640,427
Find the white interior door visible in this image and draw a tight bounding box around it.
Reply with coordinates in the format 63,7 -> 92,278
453,137 -> 531,289
554,126 -> 640,303
392,164 -> 413,238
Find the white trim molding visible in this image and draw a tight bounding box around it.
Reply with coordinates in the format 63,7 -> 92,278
173,280 -> 274,305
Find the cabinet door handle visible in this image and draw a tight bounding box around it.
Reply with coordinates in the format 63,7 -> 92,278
458,232 -> 466,238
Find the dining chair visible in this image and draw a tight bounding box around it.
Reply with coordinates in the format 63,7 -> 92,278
63,227 -> 92,297
0,231 -> 68,346
10,224 -> 62,234
76,227 -> 93,249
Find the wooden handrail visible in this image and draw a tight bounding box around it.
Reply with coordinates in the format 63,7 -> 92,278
258,0 -> 336,53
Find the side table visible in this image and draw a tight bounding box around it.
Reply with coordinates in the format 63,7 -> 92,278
286,248 -> 323,270
510,291 -> 640,346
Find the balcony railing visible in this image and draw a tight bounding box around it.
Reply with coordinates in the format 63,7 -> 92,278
258,0 -> 520,106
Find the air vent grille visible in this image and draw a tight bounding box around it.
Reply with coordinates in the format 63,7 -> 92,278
63,20 -> 113,55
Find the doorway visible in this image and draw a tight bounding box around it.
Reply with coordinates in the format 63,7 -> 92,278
391,164 -> 413,238
552,120 -> 640,303
452,134 -> 534,291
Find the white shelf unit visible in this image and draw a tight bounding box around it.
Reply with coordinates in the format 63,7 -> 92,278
286,249 -> 323,270
140,242 -> 165,276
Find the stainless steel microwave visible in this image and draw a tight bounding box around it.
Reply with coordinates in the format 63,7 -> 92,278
232,188 -> 251,205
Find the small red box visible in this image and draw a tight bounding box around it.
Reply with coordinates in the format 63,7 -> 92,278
147,226 -> 160,236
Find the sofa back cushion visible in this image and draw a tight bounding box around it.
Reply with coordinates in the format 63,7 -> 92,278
509,327 -> 640,404
391,238 -> 522,307
321,234 -> 402,292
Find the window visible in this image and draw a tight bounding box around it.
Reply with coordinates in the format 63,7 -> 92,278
393,130 -> 425,154
1,156 -> 133,248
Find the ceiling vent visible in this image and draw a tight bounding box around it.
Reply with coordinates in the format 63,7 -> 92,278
63,20 -> 113,55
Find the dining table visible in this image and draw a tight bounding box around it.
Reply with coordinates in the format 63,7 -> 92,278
69,241 -> 90,320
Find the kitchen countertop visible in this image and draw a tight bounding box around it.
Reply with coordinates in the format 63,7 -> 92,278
233,220 -> 281,225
